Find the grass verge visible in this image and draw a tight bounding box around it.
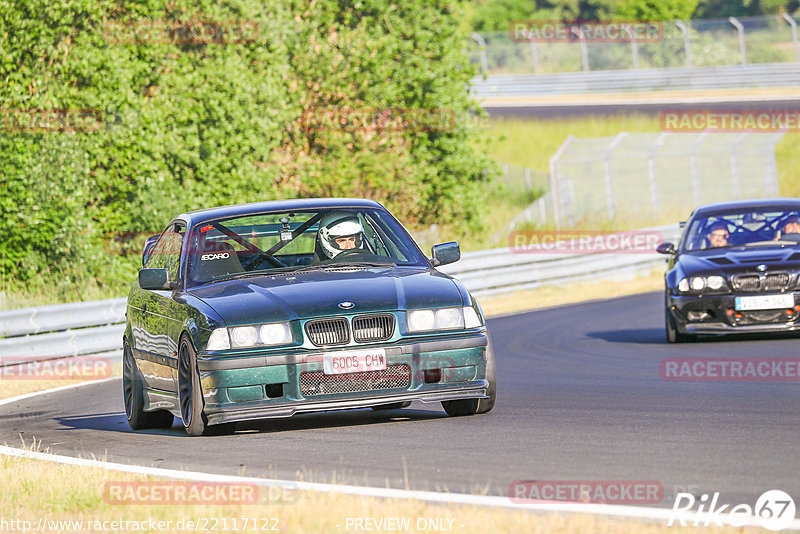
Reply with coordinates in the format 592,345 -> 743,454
0,443 -> 742,534
484,115 -> 800,200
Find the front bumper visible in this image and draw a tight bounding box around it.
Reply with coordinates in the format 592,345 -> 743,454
196,333 -> 489,425
668,292 -> 800,335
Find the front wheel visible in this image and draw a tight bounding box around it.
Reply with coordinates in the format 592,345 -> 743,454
178,336 -> 233,436
665,302 -> 693,343
123,339 -> 173,430
442,337 -> 496,416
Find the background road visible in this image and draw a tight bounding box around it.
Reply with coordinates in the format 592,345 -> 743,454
484,98 -> 800,118
2,291 -> 798,507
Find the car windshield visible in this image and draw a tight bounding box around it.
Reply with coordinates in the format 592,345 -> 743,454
682,208 -> 800,252
185,208 -> 428,286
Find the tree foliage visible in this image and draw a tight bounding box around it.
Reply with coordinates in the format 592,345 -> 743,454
0,0 -> 495,288
467,0 -> 796,32
615,0 -> 699,21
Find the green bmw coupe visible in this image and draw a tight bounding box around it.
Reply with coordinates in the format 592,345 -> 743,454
124,198 -> 495,436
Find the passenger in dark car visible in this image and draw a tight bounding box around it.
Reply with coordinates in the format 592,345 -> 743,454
775,216 -> 800,242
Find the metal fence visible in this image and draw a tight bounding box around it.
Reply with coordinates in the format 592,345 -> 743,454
469,15 -> 800,75
497,163 -> 549,202
469,63 -> 800,98
528,132 -> 784,229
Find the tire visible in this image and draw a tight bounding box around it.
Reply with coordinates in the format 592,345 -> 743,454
665,301 -> 693,344
442,337 -> 497,416
371,401 -> 412,410
123,339 -> 174,430
178,336 -> 234,436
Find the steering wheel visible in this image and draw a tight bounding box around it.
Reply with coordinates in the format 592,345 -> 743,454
243,251 -> 286,270
333,248 -> 364,259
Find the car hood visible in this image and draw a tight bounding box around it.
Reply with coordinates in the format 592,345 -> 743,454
679,246 -> 800,274
186,266 -> 464,326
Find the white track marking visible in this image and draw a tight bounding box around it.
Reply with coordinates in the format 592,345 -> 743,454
0,377 -> 119,407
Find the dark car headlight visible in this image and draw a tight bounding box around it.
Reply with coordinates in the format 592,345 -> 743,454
678,276 -> 727,294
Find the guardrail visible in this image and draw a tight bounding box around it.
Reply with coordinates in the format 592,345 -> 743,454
0,298 -> 126,338
470,63 -> 800,98
439,224 -> 679,296
0,224 -> 679,364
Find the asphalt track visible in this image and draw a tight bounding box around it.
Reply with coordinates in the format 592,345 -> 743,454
1,291 -> 799,508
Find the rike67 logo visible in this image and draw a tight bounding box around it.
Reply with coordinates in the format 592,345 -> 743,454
669,490 -> 796,531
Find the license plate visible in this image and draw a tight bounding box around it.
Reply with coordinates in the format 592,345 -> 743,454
735,294 -> 794,311
323,348 -> 387,375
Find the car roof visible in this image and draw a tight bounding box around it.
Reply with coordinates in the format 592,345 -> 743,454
174,198 -> 387,226
692,198 -> 800,218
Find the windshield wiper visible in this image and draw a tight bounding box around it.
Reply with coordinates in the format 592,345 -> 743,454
194,265 -> 318,285
194,261 -> 396,286
324,261 -> 395,268
742,240 -> 799,247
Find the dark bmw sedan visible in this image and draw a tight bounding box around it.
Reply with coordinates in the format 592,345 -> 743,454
658,198 -> 800,343
123,198 -> 495,435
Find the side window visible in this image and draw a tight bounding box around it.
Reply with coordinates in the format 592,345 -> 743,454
144,230 -> 169,270
144,223 -> 185,282
165,224 -> 185,281
359,214 -> 390,257
365,212 -> 414,262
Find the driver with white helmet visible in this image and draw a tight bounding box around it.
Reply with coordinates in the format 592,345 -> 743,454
316,211 -> 368,259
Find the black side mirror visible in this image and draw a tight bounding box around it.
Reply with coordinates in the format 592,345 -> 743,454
431,241 -> 461,267
142,234 -> 160,267
656,242 -> 677,255
139,268 -> 175,290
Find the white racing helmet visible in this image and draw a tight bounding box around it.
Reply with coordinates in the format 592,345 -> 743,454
317,211 -> 366,259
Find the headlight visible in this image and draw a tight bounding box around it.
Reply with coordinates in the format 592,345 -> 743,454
463,307 -> 482,328
690,277 -> 705,291
435,308 -> 464,329
231,326 -> 258,348
407,309 -> 435,332
407,307 -> 482,332
208,322 -> 294,350
678,275 -> 726,293
706,276 -> 725,290
259,322 -> 292,345
206,328 -> 230,350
